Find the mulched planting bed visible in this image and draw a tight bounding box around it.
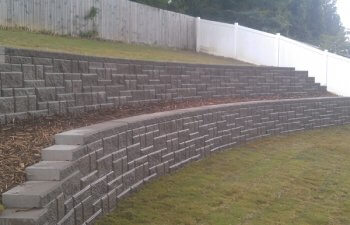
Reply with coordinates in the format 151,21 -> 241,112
0,94 -> 333,203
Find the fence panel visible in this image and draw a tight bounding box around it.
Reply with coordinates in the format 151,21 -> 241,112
278,36 -> 328,86
236,25 -> 277,66
327,53 -> 350,96
0,0 -> 196,50
198,19 -> 235,58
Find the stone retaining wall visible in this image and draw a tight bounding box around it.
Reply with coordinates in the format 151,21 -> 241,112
1,97 -> 350,225
0,47 -> 327,124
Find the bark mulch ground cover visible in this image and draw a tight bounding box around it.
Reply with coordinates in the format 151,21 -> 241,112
0,95 -> 333,204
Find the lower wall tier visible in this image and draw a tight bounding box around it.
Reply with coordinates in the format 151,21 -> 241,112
1,97 -> 350,225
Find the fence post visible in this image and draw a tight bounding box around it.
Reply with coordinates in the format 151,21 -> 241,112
275,33 -> 281,67
195,17 -> 201,52
324,50 -> 329,87
233,22 -> 238,58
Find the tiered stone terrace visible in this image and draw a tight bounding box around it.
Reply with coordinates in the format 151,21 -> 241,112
1,97 -> 350,225
0,47 -> 327,124
0,47 -> 345,225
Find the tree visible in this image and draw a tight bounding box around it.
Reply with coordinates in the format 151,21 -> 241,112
131,0 -> 349,57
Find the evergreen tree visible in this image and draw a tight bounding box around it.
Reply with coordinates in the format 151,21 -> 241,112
131,0 -> 349,57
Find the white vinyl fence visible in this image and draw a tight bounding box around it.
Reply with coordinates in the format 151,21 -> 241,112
197,18 -> 350,96
0,0 -> 349,96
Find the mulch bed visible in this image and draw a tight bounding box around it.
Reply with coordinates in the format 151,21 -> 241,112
0,94 -> 333,203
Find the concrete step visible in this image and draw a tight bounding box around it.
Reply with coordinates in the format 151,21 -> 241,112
55,120 -> 128,145
25,161 -> 76,181
0,208 -> 48,225
41,144 -> 85,161
2,181 -> 62,208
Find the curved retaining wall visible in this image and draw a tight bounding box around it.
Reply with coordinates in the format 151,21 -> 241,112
0,47 -> 327,124
1,97 -> 350,225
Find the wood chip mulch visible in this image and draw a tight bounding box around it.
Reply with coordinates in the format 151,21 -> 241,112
0,95 -> 333,203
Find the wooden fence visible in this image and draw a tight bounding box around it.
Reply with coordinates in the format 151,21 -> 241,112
0,0 -> 196,49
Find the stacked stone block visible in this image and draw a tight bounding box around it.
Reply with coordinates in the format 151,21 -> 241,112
1,97 -> 350,225
0,47 -> 4,63
0,46 -> 328,124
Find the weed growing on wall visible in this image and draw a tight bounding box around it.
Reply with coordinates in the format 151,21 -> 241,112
80,6 -> 99,39
84,7 -> 98,20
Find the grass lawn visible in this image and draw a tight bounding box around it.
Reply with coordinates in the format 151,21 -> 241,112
97,125 -> 350,225
0,28 -> 247,65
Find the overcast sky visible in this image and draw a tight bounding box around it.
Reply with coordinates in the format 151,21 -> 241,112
337,0 -> 350,29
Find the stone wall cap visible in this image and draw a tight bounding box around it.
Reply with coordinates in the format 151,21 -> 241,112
54,97 -> 350,144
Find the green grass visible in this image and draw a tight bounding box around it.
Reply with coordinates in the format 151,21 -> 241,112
0,204 -> 4,215
0,28 -> 247,65
97,125 -> 350,225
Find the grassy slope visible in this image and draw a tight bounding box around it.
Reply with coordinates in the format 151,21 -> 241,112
97,125 -> 350,225
0,29 -> 247,65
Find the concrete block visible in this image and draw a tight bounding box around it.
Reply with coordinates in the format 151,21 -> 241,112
89,61 -> 103,69
36,87 -> 56,102
1,88 -> 13,97
57,193 -> 65,221
78,61 -> 89,73
94,68 -> 107,80
122,169 -> 135,188
45,198 -> 58,224
101,195 -> 109,214
26,161 -> 76,181
72,185 -> 91,205
57,209 -> 75,225
33,57 -> 52,65
0,114 -> 5,125
64,198 -> 74,215
148,150 -> 162,167
10,56 -> 32,64
60,171 -> 82,197
0,97 -> 14,113
107,189 -> 117,212
48,101 -> 60,115
85,209 -> 102,225
0,63 -> 12,72
55,121 -> 127,145
73,203 -> 83,225
126,143 -> 141,161
0,208 -> 48,225
91,176 -> 108,201
35,65 -> 44,79
1,72 -> 23,88
45,73 -> 64,87
14,88 -> 35,96
97,153 -> 113,177
6,112 -> 28,123
14,96 -> 28,112
24,80 -> 45,88
22,65 -> 36,80
82,74 -> 98,86
80,170 -> 98,188
2,181 -> 62,208
53,59 -> 72,73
